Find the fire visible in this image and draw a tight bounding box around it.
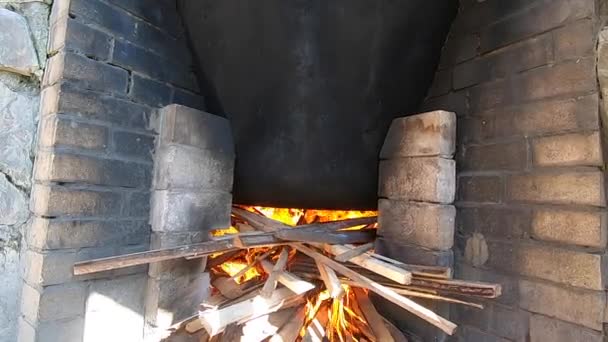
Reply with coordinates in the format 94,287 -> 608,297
210,206 -> 378,340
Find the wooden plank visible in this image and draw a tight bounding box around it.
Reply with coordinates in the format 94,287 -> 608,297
316,260 -> 344,298
292,244 -> 457,335
230,249 -> 274,281
269,305 -> 307,342
240,307 -> 296,342
260,248 -> 289,298
334,242 -> 374,262
366,252 -> 452,279
324,244 -> 412,285
260,259 -> 315,295
276,229 -> 376,245
352,288 -> 394,342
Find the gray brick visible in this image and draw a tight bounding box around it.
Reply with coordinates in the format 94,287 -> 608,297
150,190 -> 231,232
122,191 -> 150,218
456,326 -> 509,342
531,131 -> 602,167
531,208 -> 607,249
69,0 -> 136,41
44,52 -> 129,94
519,279 -> 605,330
41,83 -> 152,129
438,33 -> 479,67
378,199 -> 455,250
49,17 -> 112,59
36,317 -> 84,342
172,87 -> 206,111
459,140 -> 527,172
35,152 -> 151,188
27,217 -> 149,250
39,115 -> 108,151
458,176 -> 503,203
31,185 -> 123,218
112,130 -> 155,161
158,104 -> 233,153
553,19 -> 596,61
21,283 -> 86,323
380,111 -> 456,159
457,206 -> 531,240
378,157 -> 455,204
529,314 -> 603,342
130,74 -> 172,107
375,237 -> 453,267
148,232 -> 208,280
421,91 -> 469,117
153,145 -> 234,192
104,0 -> 181,36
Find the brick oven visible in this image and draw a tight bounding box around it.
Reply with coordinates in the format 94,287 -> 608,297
4,0 -> 607,341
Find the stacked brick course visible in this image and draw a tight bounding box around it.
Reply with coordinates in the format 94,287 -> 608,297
423,0 -> 607,340
20,0 -> 204,341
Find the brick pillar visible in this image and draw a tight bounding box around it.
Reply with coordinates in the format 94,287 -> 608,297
376,110 -> 456,341
144,104 -> 234,339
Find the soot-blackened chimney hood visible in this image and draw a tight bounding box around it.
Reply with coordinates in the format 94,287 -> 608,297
178,1 -> 458,209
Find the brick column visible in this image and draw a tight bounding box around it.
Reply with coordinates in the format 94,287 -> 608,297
144,104 -> 234,338
376,110 -> 456,341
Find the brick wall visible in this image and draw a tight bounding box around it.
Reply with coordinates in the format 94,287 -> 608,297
423,0 -> 607,340
20,0 -> 203,341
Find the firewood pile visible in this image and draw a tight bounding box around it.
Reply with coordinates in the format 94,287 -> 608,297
73,207 -> 502,341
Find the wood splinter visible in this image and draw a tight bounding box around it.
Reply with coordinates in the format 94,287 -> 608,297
260,248 -> 290,298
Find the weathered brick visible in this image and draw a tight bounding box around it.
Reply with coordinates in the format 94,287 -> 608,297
470,94 -> 599,141
421,91 -> 469,117
69,0 -> 135,40
172,88 -> 206,111
375,237 -> 453,267
532,131 -> 602,167
452,304 -> 529,341
378,157 -> 455,204
104,0 -> 181,36
112,130 -> 155,161
450,0 -> 532,35
158,105 -> 233,153
378,199 -> 455,250
507,171 -> 605,206
150,190 -> 231,233
33,317 -> 85,342
129,74 -> 172,107
553,19 -> 595,60
456,326 -> 510,342
83,275 -> 146,342
438,34 -> 479,68
122,191 -> 150,218
459,140 -> 527,171
380,111 -> 456,159
41,83 -> 151,129
457,176 -> 503,203
375,296 -> 449,342
44,52 -> 129,94
27,217 -> 149,250
35,152 -> 151,188
153,145 -> 234,192
148,232 -> 208,280
427,69 -> 452,97
480,0 -> 595,52
454,33 -> 553,89
519,279 -> 605,330
39,115 -> 108,151
21,283 -> 86,323
457,206 -> 531,240
529,314 -> 603,342
31,185 -> 123,218
531,209 -> 607,249
469,59 -> 596,112
487,241 -> 605,290
49,17 -> 112,59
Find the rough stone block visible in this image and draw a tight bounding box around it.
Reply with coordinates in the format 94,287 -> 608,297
158,104 -> 234,154
21,283 -> 85,323
49,16 -> 112,59
29,317 -> 85,342
153,145 -> 234,192
130,74 -> 172,108
457,176 -> 503,203
112,131 -> 155,162
378,199 -> 455,250
531,209 -> 606,249
375,237 -> 453,267
532,131 -> 602,167
380,111 -> 456,159
83,274 -> 146,342
378,157 -> 455,204
486,241 -> 605,290
507,171 -> 605,207
457,206 -> 531,240
30,185 -> 123,218
519,279 -> 605,330
41,83 -> 151,129
0,8 -> 39,76
44,52 -> 129,94
459,140 -> 527,172
39,115 -> 108,151
0,174 -> 29,226
27,218 -> 149,250
150,190 -> 232,232
34,152 -> 151,188
145,272 -> 210,329
529,314 -> 603,342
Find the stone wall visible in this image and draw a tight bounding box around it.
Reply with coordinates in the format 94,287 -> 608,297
19,0 -> 204,341
423,0 -> 608,340
0,1 -> 50,340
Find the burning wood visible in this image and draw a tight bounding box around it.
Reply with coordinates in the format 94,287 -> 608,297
74,206 -> 503,341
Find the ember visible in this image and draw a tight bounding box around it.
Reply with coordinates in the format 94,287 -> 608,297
73,206 -> 502,341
